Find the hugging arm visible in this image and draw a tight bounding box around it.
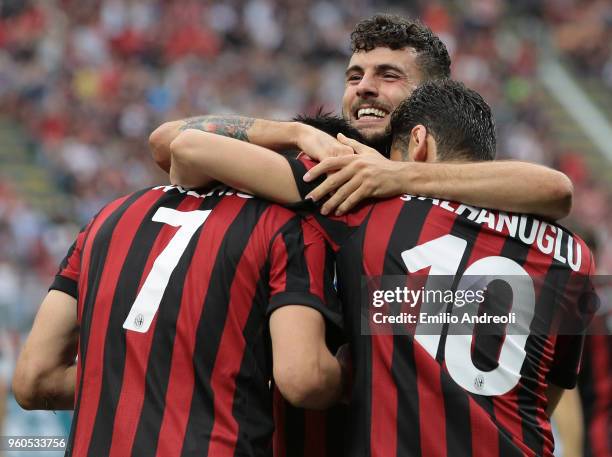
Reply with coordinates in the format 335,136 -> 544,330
306,135 -> 573,219
169,130 -> 303,204
150,115 -> 350,173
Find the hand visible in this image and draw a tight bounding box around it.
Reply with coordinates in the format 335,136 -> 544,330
296,124 -> 354,161
304,133 -> 405,215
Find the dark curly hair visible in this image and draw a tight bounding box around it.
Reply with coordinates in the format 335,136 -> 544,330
351,14 -> 451,81
390,79 -> 496,162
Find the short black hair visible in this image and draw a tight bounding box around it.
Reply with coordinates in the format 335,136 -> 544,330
293,111 -> 393,157
293,110 -> 364,141
351,14 -> 451,81
390,79 -> 496,161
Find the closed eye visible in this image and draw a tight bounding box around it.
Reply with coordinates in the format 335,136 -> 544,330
382,73 -> 400,80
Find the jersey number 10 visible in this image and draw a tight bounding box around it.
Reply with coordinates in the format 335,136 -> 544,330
401,234 -> 536,396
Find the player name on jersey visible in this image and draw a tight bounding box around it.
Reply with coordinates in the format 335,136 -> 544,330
153,184 -> 254,200
400,194 -> 583,271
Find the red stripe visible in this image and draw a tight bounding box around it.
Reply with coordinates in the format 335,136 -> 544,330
206,205 -> 294,456
578,242 -> 609,457
589,333 -> 611,457
301,220 -> 327,301
297,154 -> 317,171
303,410 -> 326,457
365,200 -> 403,457
272,387 -> 286,457
269,230 -> 289,295
107,196 -> 207,457
413,205 -> 458,457
413,344 -> 446,457
469,396 -> 500,457
72,190 -> 163,457
303,215 -> 340,252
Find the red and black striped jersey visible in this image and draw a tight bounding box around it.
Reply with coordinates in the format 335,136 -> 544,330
287,156 -> 596,457
578,315 -> 611,457
272,386 -> 349,457
50,184 -> 340,457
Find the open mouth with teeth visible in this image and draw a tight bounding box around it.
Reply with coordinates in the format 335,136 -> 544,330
356,107 -> 389,120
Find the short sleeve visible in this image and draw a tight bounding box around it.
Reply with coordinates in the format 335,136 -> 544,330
284,155 -> 325,202
267,216 -> 342,329
49,221 -> 92,299
548,252 -> 597,388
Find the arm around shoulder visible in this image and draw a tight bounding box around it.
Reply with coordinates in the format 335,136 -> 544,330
401,161 -> 574,220
170,130 -> 302,203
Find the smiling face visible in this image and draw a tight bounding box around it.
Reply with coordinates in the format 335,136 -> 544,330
342,47 -> 422,142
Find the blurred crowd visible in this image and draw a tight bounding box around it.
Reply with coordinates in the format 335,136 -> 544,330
545,0 -> 612,83
0,0 -> 610,437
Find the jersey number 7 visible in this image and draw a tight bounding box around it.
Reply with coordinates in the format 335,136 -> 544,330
123,207 -> 212,333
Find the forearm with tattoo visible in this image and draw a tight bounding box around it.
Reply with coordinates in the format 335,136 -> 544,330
179,115 -> 255,142
151,114 -> 299,173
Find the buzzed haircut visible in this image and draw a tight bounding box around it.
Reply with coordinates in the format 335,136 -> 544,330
391,79 -> 496,162
351,14 -> 451,81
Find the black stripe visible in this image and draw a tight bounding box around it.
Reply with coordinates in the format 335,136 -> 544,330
280,217 -> 311,294
283,405 -> 305,457
335,210 -> 373,457
181,200 -> 270,456
326,404 -> 348,456
66,189 -> 149,456
232,268 -> 275,457
130,195 -> 222,456
438,213 -> 482,457
88,190 -> 187,456
284,157 -> 323,201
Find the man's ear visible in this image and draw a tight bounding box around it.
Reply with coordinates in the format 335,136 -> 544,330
410,125 -> 429,162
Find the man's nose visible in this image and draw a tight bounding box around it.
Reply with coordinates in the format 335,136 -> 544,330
356,73 -> 378,98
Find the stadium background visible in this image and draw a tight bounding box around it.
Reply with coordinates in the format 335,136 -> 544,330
0,0 -> 610,455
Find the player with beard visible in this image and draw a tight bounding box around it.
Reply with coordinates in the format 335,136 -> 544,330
167,78 -> 596,457
150,14 -> 573,222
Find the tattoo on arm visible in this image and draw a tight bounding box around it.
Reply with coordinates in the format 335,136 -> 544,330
179,115 -> 255,142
